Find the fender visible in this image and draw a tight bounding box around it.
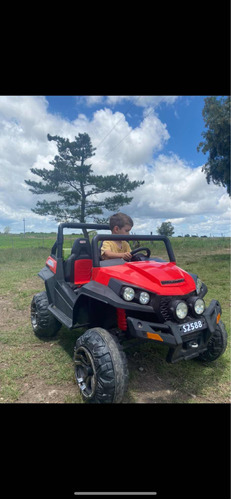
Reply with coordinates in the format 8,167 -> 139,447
38,266 -> 54,281
77,280 -> 153,313
38,266 -> 57,305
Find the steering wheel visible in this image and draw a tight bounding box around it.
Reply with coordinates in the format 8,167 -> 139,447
130,246 -> 151,261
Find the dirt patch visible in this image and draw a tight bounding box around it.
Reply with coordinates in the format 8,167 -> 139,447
15,377 -> 80,404
0,276 -> 41,331
18,276 -> 41,292
129,380 -> 180,403
0,295 -> 27,331
124,365 -> 189,403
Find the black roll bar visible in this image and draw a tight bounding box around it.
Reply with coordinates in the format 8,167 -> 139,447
56,222 -> 110,258
92,234 -> 176,267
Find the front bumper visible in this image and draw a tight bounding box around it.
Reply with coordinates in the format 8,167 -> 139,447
126,299 -> 221,363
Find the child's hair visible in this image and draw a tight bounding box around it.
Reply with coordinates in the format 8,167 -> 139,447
109,212 -> 134,231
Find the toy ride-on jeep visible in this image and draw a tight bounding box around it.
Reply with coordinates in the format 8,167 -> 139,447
30,222 -> 228,403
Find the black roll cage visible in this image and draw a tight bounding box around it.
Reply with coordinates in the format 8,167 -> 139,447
54,222 -> 176,266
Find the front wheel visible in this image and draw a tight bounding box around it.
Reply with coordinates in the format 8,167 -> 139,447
74,327 -> 129,403
198,320 -> 228,362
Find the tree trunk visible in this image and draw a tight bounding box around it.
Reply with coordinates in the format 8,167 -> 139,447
80,175 -> 88,239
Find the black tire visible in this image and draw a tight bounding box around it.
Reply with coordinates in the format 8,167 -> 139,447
198,320 -> 228,362
31,291 -> 62,338
74,327 -> 129,403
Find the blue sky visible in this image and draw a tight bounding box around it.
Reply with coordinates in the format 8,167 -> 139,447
46,95 -> 207,167
153,96 -> 207,167
0,95 -> 230,236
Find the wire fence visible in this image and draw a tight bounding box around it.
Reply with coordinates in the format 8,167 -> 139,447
0,234 -> 79,250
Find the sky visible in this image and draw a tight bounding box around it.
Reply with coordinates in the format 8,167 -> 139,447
0,95 -> 230,237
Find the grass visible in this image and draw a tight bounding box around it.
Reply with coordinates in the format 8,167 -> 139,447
0,234 -> 230,403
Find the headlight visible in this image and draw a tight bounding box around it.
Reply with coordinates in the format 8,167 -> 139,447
175,301 -> 188,320
123,287 -> 135,301
139,291 -> 150,305
194,298 -> 205,315
196,278 -> 203,295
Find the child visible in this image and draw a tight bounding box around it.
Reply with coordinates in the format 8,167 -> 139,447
101,212 -> 133,261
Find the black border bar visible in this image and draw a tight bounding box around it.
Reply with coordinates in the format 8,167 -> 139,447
92,234 -> 176,267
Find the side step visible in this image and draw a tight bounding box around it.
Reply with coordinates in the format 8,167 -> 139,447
48,305 -> 72,329
48,305 -> 90,330
50,280 -> 79,328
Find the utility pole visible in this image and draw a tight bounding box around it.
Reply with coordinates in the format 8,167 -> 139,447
23,218 -> 26,236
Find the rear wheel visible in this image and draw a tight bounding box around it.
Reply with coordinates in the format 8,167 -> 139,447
198,320 -> 228,362
74,327 -> 129,403
31,291 -> 62,338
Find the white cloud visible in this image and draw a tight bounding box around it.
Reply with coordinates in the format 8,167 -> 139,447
83,95 -> 179,109
0,95 -> 230,237
126,154 -> 230,218
88,107 -> 169,171
84,96 -> 105,106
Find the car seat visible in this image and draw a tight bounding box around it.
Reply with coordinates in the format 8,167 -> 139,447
64,238 -> 92,284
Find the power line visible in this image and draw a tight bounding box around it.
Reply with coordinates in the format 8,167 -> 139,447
93,105 -> 155,166
95,96 -> 142,150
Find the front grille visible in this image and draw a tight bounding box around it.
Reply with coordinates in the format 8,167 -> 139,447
159,297 -> 172,321
156,292 -> 196,323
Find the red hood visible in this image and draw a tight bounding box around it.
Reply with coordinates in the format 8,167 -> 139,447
92,261 -> 196,296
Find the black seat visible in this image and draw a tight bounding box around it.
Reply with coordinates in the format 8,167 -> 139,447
71,238 -> 92,257
64,238 -> 92,283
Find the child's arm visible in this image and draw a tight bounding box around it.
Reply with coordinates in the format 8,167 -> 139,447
101,240 -> 132,261
103,249 -> 132,261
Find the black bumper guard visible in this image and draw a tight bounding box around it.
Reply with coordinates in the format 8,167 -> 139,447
127,299 -> 221,363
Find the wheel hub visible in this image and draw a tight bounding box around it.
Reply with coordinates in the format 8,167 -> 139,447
31,302 -> 38,329
74,346 -> 96,399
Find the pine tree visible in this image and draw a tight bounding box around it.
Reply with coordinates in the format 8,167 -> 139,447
25,133 -> 144,237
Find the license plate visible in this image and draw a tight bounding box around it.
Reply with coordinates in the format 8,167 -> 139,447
179,319 -> 206,334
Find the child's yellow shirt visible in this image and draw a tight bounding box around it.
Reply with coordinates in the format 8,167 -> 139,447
101,240 -> 131,259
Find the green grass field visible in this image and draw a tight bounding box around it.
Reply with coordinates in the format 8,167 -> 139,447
0,233 -> 230,403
